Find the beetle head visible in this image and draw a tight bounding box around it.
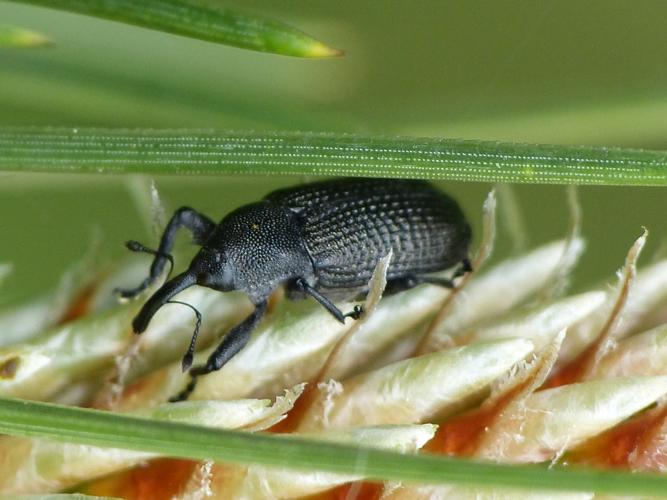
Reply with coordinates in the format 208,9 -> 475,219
197,202 -> 314,303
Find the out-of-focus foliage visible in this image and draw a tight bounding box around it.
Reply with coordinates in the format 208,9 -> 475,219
10,0 -> 341,57
3,1 -> 667,497
0,25 -> 50,47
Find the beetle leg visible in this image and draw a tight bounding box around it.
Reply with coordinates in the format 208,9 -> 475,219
344,305 -> 364,320
387,258 -> 473,294
453,257 -> 473,278
420,276 -> 457,287
117,207 -> 215,299
292,278 -> 361,324
169,300 -> 268,402
386,275 -> 455,294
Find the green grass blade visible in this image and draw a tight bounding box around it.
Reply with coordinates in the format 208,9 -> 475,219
9,0 -> 341,57
1,127 -> 667,185
0,25 -> 50,47
0,397 -> 666,496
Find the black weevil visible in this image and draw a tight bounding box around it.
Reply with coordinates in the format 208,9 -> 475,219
119,178 -> 472,401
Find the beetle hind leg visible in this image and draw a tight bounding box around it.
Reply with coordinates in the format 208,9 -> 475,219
453,257 -> 473,278
386,258 -> 473,294
385,275 -> 451,294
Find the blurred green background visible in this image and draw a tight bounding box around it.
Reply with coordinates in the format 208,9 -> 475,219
1,1 -> 666,305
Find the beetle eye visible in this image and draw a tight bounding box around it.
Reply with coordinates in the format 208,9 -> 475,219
198,273 -> 214,286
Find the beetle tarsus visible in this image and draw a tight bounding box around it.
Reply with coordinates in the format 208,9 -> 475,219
115,276 -> 153,300
168,301 -> 268,401
454,257 -> 473,277
169,376 -> 198,402
344,305 -> 364,320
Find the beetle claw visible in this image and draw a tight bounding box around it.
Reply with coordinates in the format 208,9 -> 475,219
345,305 -> 364,321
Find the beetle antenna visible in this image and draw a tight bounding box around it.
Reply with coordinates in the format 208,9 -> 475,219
167,299 -> 202,372
125,240 -> 175,280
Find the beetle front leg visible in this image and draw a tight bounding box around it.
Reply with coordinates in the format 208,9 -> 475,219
117,207 -> 215,299
169,300 -> 268,402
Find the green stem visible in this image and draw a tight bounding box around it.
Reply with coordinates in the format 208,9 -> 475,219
0,397 -> 666,496
1,128 -> 667,185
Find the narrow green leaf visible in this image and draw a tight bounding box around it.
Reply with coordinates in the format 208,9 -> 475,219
9,0 -> 340,57
0,392 -> 302,493
1,128 -> 666,185
0,25 -> 50,47
0,397 -> 667,496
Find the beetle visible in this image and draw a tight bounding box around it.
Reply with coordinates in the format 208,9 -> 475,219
118,178 -> 472,401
